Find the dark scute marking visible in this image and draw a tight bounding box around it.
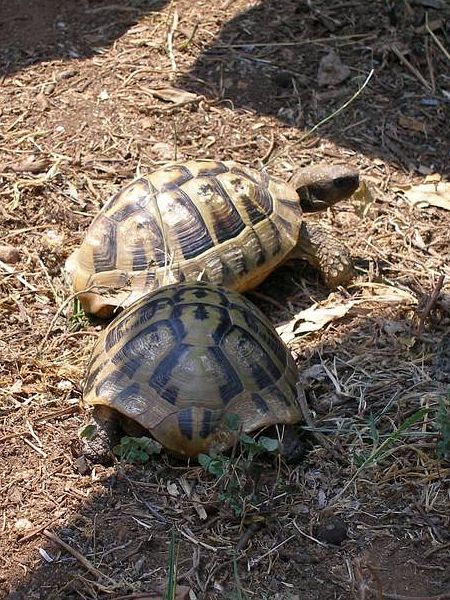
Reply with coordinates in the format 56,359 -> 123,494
231,166 -> 272,214
209,346 -> 244,404
267,219 -> 282,256
178,407 -> 194,440
208,177 -> 246,243
251,230 -> 266,266
230,166 -> 259,185
196,162 -> 229,177
200,409 -> 213,439
276,214 -> 297,236
279,197 -> 302,211
241,307 -> 288,368
159,164 -> 194,189
162,385 -> 178,405
221,248 -> 249,278
113,319 -> 180,381
192,288 -> 208,299
145,270 -> 156,286
241,307 -> 261,334
84,362 -> 103,395
110,202 -> 142,223
117,382 -> 142,405
105,303 -> 159,352
136,212 -> 167,268
170,188 -> 215,259
149,343 -> 189,405
132,242 -> 148,271
254,184 -> 273,215
249,361 -> 273,389
211,305 -> 232,344
216,288 -> 231,307
194,304 -> 209,321
94,368 -> 125,399
240,194 -> 267,226
252,392 -> 269,414
268,385 -> 292,407
93,218 -> 117,273
238,332 -> 282,385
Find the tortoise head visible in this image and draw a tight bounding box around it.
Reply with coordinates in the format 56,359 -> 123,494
290,164 -> 360,213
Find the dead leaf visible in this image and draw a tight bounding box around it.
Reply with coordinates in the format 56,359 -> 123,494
8,154 -> 52,174
277,301 -> 357,342
352,180 -> 374,218
143,86 -> 199,105
167,481 -> 179,497
276,287 -> 417,343
318,50 -> 350,87
397,180 -> 450,210
398,115 -> 427,134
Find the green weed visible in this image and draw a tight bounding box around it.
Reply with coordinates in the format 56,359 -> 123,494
198,414 -> 280,517
436,392 -> 450,460
113,436 -> 161,463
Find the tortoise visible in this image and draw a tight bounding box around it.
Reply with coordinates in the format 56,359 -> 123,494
82,281 -> 301,459
66,160 -> 359,317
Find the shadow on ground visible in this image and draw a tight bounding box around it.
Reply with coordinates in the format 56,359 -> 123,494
179,0 -> 450,173
0,0 -> 169,76
3,297 -> 450,599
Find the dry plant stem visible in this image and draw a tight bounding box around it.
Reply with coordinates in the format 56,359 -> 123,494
265,68 -> 374,168
391,45 -> 432,91
426,13 -> 450,62
415,274 -> 445,335
39,285 -> 100,349
43,529 -> 116,585
296,383 -> 344,463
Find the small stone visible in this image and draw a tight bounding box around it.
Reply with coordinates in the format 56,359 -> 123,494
44,229 -> 64,247
315,517 -> 348,545
152,142 -> 175,161
57,379 -> 73,391
272,71 -> 293,88
14,518 -> 33,531
0,244 -> 20,264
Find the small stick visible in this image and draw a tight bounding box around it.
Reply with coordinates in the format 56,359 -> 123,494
167,9 -> 179,72
426,13 -> 450,63
296,383 -> 344,463
23,438 -> 47,457
39,284 -> 99,349
43,529 -> 115,584
259,131 -> 276,164
391,45 -> 431,91
0,259 -> 37,291
248,534 -> 295,567
415,274 -> 445,336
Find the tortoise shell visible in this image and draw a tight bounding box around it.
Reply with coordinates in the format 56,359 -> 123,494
83,282 -> 300,457
66,160 -> 301,316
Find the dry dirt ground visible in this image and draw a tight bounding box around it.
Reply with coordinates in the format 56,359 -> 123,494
1,1 -> 450,599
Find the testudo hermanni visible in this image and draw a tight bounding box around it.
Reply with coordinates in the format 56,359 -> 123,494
66,160 -> 359,317
82,282 -> 302,459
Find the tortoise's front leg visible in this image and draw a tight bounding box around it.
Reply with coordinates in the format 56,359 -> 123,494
287,221 -> 355,288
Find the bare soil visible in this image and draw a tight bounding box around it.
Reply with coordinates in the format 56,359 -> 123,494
1,1 -> 449,599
